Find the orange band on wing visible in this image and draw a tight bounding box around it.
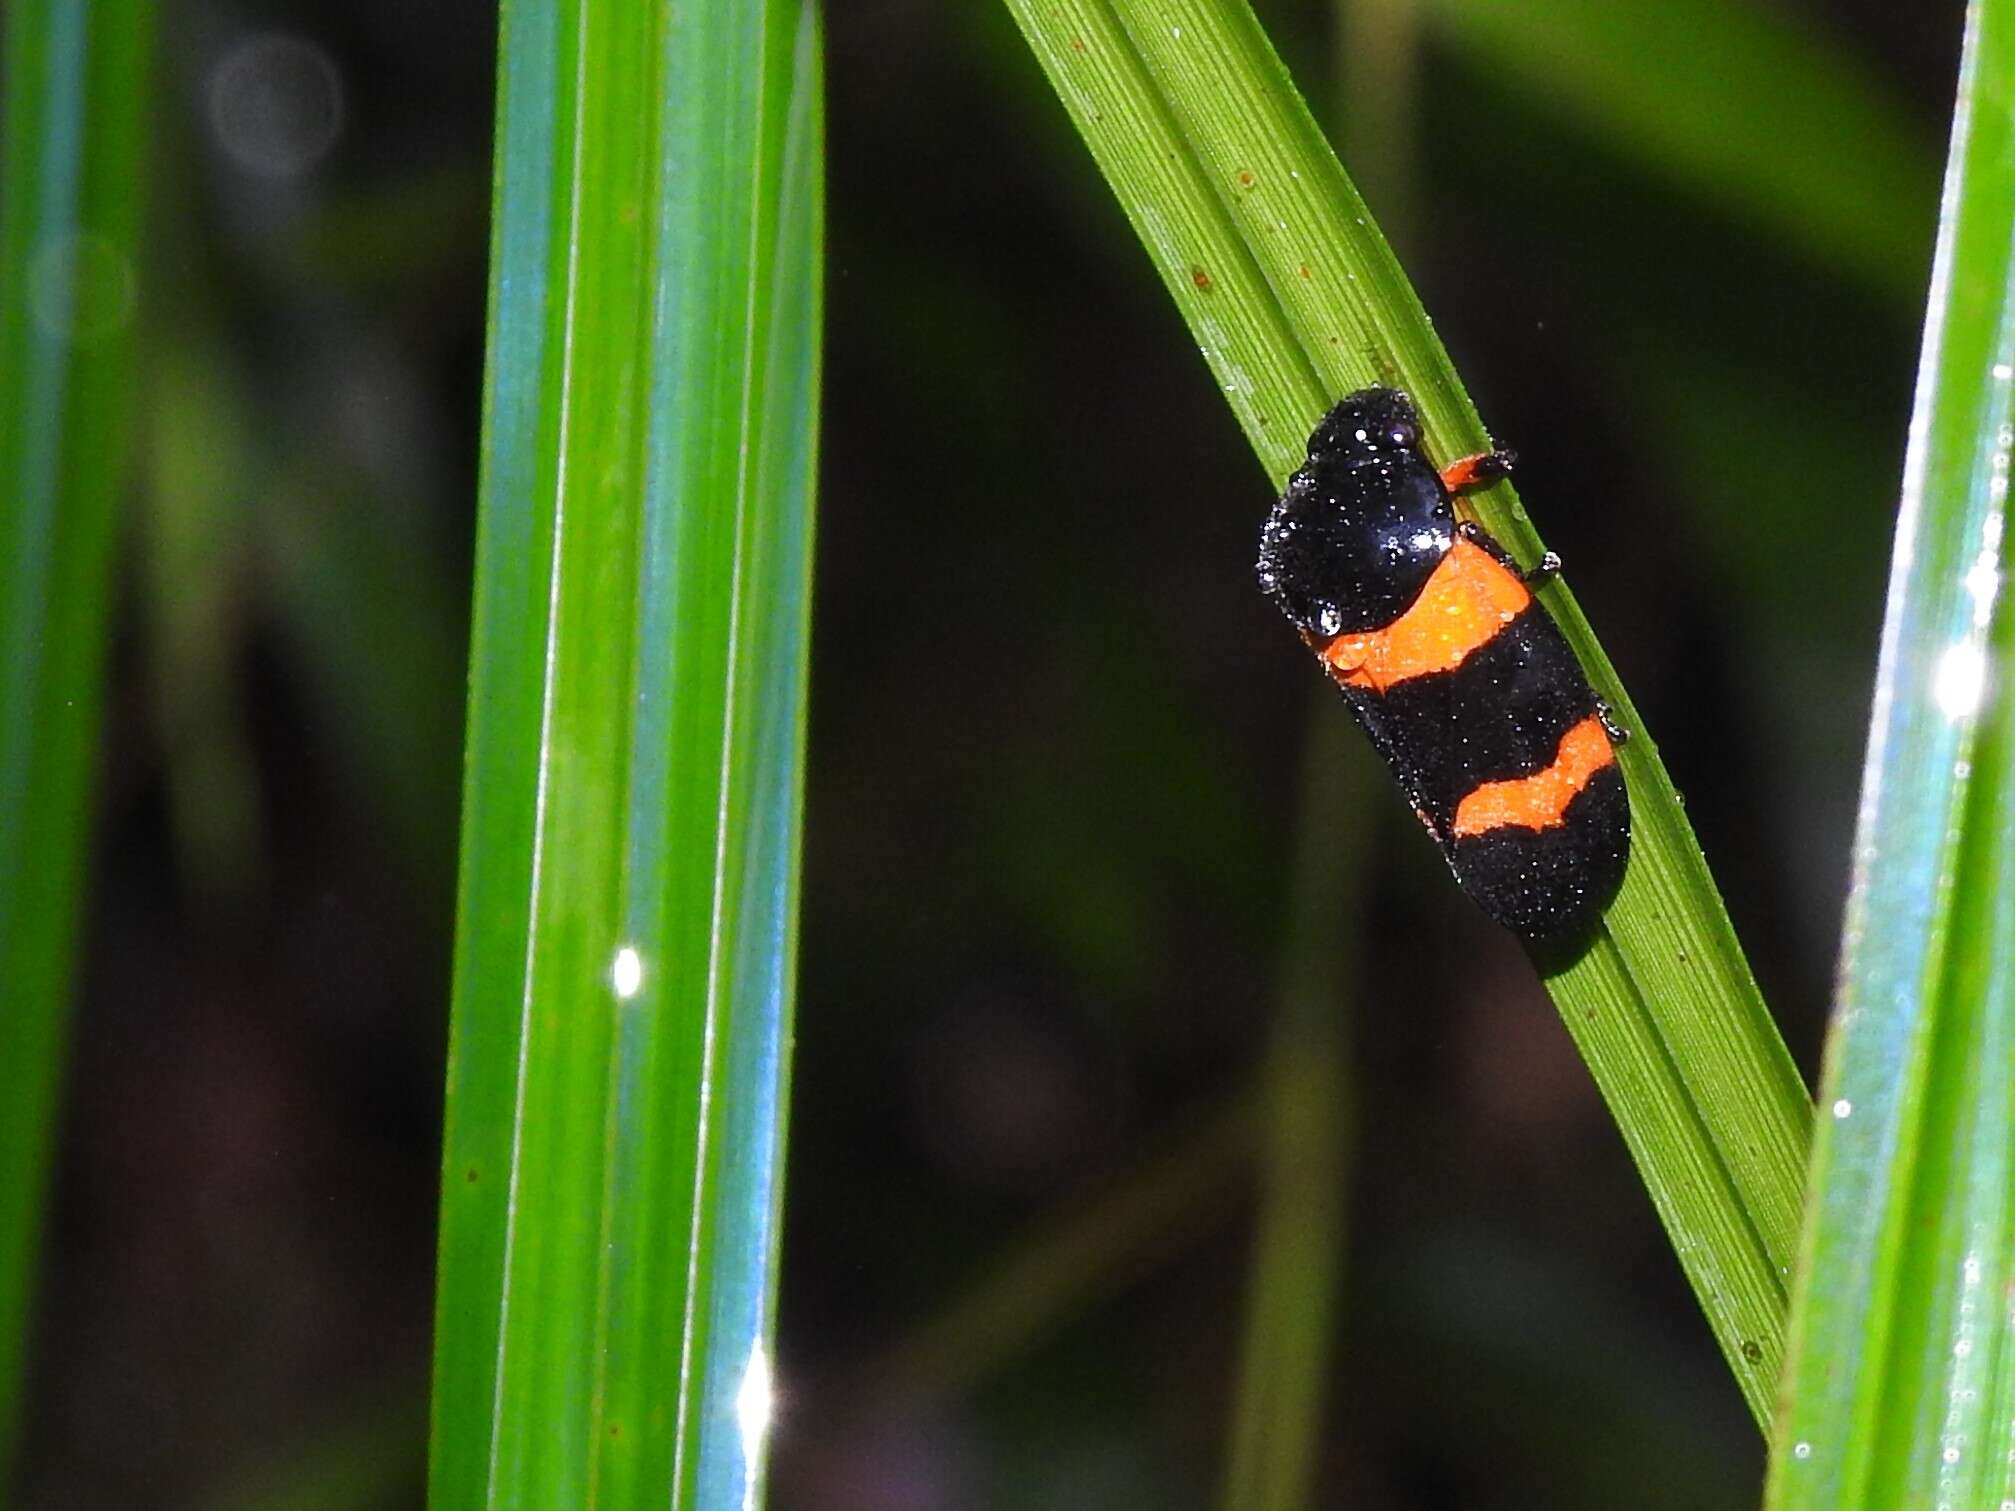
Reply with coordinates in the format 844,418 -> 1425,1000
1319,538 -> 1530,693
1453,715 -> 1615,838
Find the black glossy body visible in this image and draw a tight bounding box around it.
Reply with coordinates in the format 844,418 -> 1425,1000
1257,388 -> 1630,945
1256,388 -> 1453,637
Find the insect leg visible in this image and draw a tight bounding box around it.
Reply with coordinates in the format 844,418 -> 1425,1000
1439,449 -> 1516,494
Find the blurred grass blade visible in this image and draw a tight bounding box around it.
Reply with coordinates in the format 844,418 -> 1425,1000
1002,0 -> 1810,1422
887,1091 -> 1257,1396
1768,7 -> 2015,1504
143,324 -> 261,906
1419,0 -> 1935,300
1219,719 -> 1362,1511
0,0 -> 151,1474
427,0 -> 821,1505
203,1385 -> 426,1511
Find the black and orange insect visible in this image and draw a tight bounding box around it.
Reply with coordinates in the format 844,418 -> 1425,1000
1256,386 -> 1628,944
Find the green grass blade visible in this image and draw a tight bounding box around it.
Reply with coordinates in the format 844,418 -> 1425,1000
1219,720 -> 1363,1511
427,0 -> 821,1504
1419,0 -> 1934,300
1767,6 -> 2015,1503
1002,0 -> 1811,1423
203,1387 -> 426,1511
886,1090 -> 1260,1395
0,0 -> 151,1474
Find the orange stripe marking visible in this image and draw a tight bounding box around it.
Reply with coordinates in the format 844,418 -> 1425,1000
1319,537 -> 1530,694
1453,715 -> 1615,838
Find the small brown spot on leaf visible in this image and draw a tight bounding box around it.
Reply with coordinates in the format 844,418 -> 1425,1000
1191,266 -> 1212,291
1070,36 -> 1085,51
1741,1340 -> 1763,1363
1237,170 -> 1254,188
1298,264 -> 1311,279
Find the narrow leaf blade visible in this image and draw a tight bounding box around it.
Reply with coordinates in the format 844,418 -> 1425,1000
1003,0 -> 1810,1422
427,1 -> 821,1504
1769,6 -> 2015,1504
0,0 -> 152,1473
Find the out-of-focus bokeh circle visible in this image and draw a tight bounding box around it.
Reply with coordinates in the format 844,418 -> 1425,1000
206,34 -> 345,179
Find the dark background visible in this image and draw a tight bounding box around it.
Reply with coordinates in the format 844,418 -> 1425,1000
17,0 -> 1963,1505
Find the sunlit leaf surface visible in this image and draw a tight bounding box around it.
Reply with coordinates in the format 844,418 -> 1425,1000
1769,5 -> 2015,1504
427,1 -> 821,1504
1002,0 -> 1810,1422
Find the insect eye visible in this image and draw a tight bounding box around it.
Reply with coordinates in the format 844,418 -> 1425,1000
1389,424 -> 1417,449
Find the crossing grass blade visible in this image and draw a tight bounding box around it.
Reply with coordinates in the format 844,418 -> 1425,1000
1767,5 -> 2015,1503
1417,0 -> 1934,301
426,0 -> 821,1504
0,0 -> 152,1475
1000,0 -> 1811,1423
1218,719 -> 1364,1511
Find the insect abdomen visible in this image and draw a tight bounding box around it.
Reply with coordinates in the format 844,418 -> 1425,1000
1319,532 -> 1628,942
